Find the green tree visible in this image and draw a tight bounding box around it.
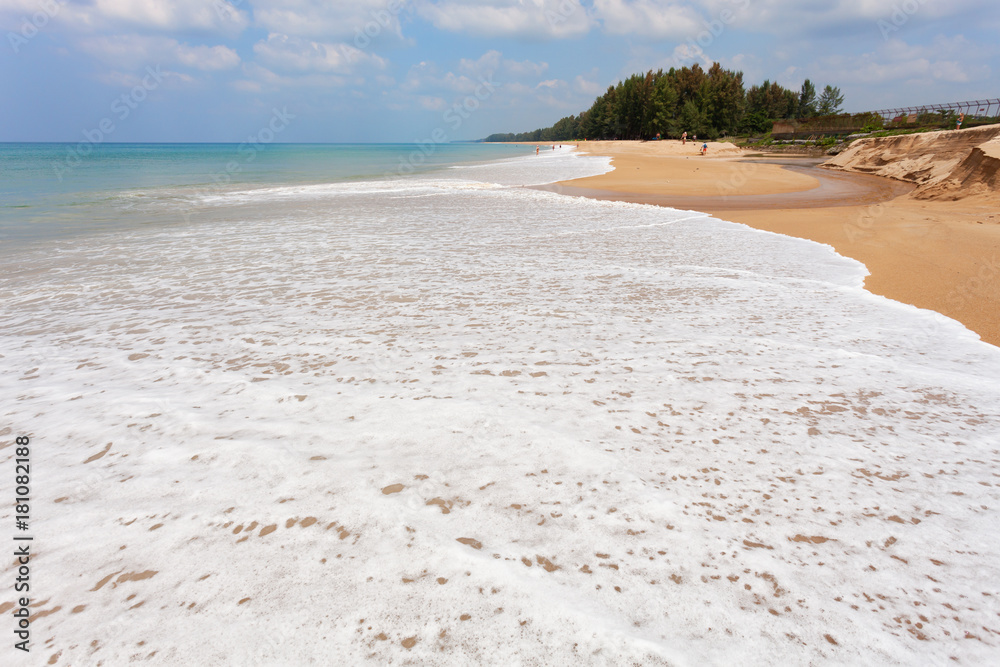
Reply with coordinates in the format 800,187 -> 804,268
798,79 -> 817,118
739,109 -> 772,134
678,98 -> 711,138
817,85 -> 845,115
745,80 -> 798,120
484,66 -> 843,142
704,63 -> 745,135
647,73 -> 679,137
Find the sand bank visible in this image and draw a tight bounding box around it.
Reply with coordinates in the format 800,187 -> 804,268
543,135 -> 1000,347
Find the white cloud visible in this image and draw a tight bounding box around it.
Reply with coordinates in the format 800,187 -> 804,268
458,50 -> 549,79
95,67 -> 194,87
458,50 -> 502,76
667,42 -> 714,69
817,35 -> 990,87
573,75 -> 603,96
533,78 -> 584,109
593,0 -> 703,39
236,60 -> 358,90
231,79 -> 262,93
419,95 -> 447,110
536,79 -> 565,90
695,0 -> 987,36
504,57 -> 550,78
252,33 -> 387,74
581,0 -> 991,41
251,0 -> 405,41
0,0 -> 250,34
401,61 -> 484,94
78,34 -> 240,71
175,44 -> 241,71
416,0 -> 592,39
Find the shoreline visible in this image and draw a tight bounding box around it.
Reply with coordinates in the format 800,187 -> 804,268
537,141 -> 1000,347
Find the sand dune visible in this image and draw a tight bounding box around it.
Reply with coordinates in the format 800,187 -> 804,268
914,133 -> 1000,201
825,124 -> 1000,202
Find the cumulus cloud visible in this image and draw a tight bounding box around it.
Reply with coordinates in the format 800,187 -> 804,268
251,0 -> 406,41
536,78 -> 566,90
532,78 -> 587,109
174,44 -> 242,71
78,34 -> 240,71
820,42 -> 989,87
458,50 -> 549,79
695,0 -> 986,37
593,0 -> 704,38
0,0 -> 250,34
573,75 -> 604,96
252,33 -> 387,74
237,61 -> 352,89
95,67 -> 194,87
419,95 -> 447,110
402,61 -> 487,95
416,0 -> 592,39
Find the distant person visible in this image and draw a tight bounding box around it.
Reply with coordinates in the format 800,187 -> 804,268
536,145 -> 540,155
956,112 -> 965,130
552,145 -> 555,150
693,134 -> 697,142
681,131 -> 687,145
701,142 -> 708,155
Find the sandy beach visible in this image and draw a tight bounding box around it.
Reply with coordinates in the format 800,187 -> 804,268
542,134 -> 1000,347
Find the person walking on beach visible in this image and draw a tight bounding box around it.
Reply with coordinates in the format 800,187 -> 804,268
956,112 -> 965,130
681,131 -> 687,145
701,142 -> 708,156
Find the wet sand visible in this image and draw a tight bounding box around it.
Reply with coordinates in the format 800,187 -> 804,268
537,142 -> 1000,347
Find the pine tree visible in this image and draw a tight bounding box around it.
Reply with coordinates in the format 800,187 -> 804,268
817,85 -> 845,115
798,80 -> 817,118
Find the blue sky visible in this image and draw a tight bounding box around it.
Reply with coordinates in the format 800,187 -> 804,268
1,0 -> 997,143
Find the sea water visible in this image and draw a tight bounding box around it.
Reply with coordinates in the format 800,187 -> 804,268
1,144 -> 999,665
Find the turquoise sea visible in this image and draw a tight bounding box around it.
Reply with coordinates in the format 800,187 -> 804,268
0,142 -> 536,244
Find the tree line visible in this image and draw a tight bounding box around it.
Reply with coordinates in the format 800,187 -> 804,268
485,63 -> 845,142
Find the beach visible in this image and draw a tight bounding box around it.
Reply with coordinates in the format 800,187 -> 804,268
543,134 -> 1000,347
2,145 -> 1000,665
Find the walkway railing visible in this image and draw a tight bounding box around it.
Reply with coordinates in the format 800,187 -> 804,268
871,99 -> 1000,123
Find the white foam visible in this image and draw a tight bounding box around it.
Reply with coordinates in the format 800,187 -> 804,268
2,158 -> 1000,665
185,147 -> 611,207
